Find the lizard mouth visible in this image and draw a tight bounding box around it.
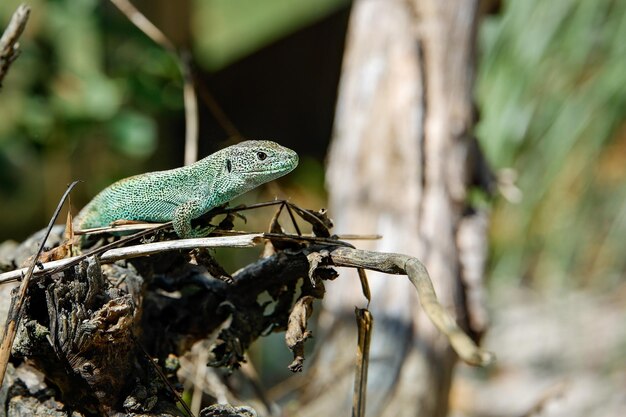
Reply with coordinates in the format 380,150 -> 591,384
240,163 -> 298,176
242,168 -> 293,175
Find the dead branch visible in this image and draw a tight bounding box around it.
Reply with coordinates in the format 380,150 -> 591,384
327,247 -> 494,366
0,4 -> 30,87
0,234 -> 309,283
0,199 -> 492,415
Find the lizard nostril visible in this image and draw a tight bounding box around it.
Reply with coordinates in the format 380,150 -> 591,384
226,159 -> 232,173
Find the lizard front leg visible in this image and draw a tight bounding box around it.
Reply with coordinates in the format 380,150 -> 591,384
172,199 -> 212,238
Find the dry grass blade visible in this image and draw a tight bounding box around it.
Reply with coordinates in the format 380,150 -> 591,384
0,180 -> 79,386
352,308 -> 373,417
357,268 -> 371,304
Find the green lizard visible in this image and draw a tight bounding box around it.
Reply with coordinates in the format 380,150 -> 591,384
76,140 -> 298,238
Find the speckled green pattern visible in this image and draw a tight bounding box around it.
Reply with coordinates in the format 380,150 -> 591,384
76,140 -> 298,238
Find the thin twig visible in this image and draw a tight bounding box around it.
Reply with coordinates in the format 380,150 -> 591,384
519,381 -> 568,417
221,200 -> 290,212
0,4 -> 30,87
109,0 -> 175,52
215,229 -> 381,241
0,180 -> 79,386
194,74 -> 242,139
108,0 -> 199,164
132,334 -> 195,417
74,222 -> 165,235
284,203 -> 303,236
181,51 -> 199,165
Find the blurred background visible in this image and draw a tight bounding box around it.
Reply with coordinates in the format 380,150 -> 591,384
1,0 -> 625,416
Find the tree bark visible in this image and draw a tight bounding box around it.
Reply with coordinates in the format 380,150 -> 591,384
301,0 -> 490,416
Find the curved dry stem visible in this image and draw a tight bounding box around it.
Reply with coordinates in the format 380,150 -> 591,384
328,246 -> 495,366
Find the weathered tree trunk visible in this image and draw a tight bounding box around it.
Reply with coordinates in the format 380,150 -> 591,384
300,0 -> 490,416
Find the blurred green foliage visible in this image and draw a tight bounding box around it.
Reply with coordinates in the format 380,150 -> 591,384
477,0 -> 626,288
0,0 -> 184,240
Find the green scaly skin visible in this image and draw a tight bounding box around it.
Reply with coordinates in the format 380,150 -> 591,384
76,140 -> 299,238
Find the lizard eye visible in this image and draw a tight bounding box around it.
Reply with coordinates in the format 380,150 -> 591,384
256,151 -> 267,161
226,159 -> 232,173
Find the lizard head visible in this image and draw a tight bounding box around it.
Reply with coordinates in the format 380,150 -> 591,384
211,140 -> 299,200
